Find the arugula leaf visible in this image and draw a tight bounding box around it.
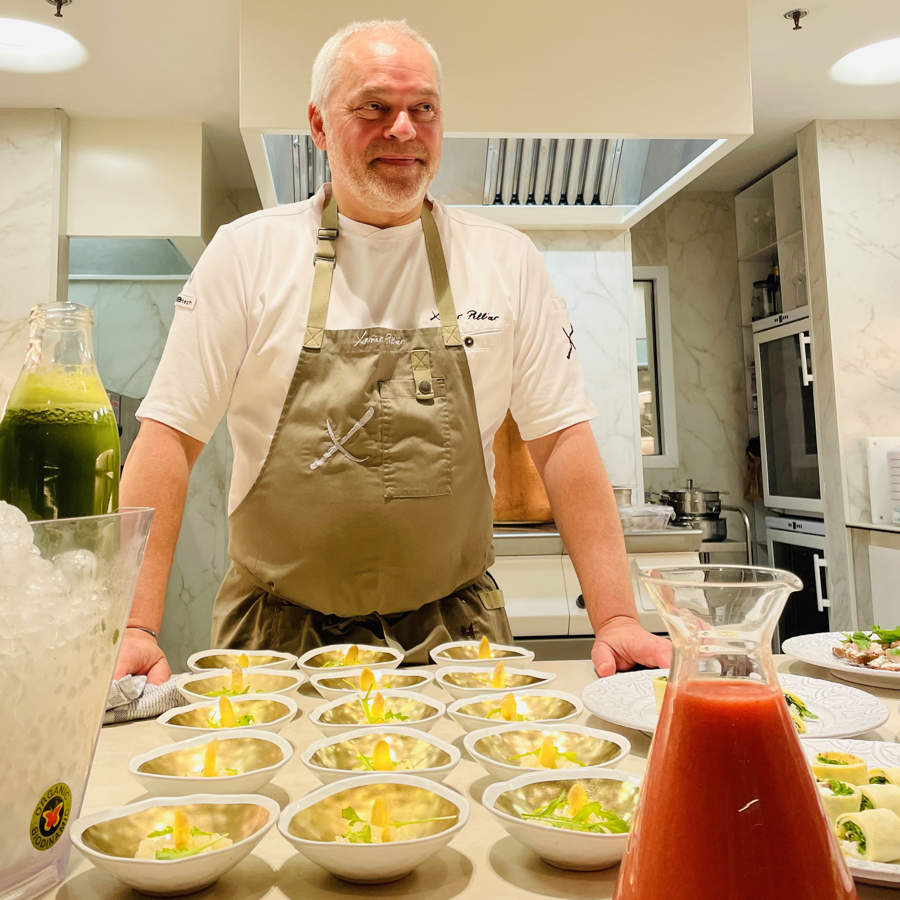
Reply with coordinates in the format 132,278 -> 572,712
355,753 -> 375,771
236,714 -> 255,726
860,795 -> 875,810
842,631 -> 874,650
146,826 -> 173,839
872,625 -> 900,644
224,767 -> 239,776
870,774 -> 890,784
341,806 -> 364,824
189,826 -> 212,837
817,755 -> 848,766
840,820 -> 867,853
783,692 -> 818,721
346,824 -> 373,843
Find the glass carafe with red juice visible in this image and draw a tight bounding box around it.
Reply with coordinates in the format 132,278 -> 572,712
614,565 -> 858,900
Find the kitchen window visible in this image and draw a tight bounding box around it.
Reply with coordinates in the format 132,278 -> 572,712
633,266 -> 678,467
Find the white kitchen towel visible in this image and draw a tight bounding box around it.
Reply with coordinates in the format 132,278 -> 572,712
104,674 -> 182,724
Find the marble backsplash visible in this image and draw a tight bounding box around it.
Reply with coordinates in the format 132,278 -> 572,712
68,277 -> 232,671
631,192 -> 748,521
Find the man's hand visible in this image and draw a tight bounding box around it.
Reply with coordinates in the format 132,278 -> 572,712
114,628 -> 172,684
591,615 -> 672,677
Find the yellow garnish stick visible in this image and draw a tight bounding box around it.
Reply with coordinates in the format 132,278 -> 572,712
359,667 -> 376,692
370,797 -> 391,842
236,652 -> 249,668
371,692 -> 386,721
500,693 -> 517,721
173,809 -> 190,850
344,644 -> 359,666
218,696 -> 237,728
478,635 -> 491,660
202,739 -> 219,777
230,664 -> 244,693
567,783 -> 589,818
373,739 -> 395,771
491,661 -> 505,689
538,737 -> 558,769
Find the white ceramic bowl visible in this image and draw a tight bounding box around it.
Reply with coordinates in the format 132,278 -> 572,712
157,694 -> 298,740
297,643 -> 404,678
482,768 -> 641,871
310,690 -> 445,737
71,793 -> 280,895
128,730 -> 294,796
434,665 -> 555,701
186,648 -> 297,673
277,774 -> 468,883
447,690 -> 583,734
429,640 -> 535,668
309,666 -> 434,701
463,723 -> 630,781
177,668 -> 305,704
300,726 -> 460,784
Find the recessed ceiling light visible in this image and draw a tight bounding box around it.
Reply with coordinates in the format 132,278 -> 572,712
0,17 -> 86,73
829,37 -> 900,86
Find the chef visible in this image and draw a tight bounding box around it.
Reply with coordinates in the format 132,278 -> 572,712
116,19 -> 671,683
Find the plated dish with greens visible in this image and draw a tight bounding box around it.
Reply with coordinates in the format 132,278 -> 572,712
783,630 -> 900,689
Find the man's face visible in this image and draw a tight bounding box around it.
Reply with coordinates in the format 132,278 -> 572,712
310,32 -> 443,224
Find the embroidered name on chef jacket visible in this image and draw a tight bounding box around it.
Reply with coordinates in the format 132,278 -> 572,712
430,309 -> 500,323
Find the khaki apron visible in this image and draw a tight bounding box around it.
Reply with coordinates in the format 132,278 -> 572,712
211,191 -> 513,663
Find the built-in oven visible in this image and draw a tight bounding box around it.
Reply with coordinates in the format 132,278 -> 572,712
766,514 -> 829,650
753,308 -> 822,514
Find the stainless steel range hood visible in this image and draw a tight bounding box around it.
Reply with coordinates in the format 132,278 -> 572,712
261,134 -> 723,230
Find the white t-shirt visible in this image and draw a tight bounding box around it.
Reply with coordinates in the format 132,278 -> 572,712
138,188 -> 596,514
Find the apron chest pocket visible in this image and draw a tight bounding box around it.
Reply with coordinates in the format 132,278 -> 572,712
378,376 -> 451,499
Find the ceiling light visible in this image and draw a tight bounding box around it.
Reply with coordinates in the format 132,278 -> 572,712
0,17 -> 86,73
829,37 -> 900,86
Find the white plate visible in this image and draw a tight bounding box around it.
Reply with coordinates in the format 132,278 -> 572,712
783,632 -> 900,689
581,669 -> 888,739
803,739 -> 900,887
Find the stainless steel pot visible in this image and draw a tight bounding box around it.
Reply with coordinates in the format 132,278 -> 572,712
674,514 -> 727,543
658,479 -> 723,518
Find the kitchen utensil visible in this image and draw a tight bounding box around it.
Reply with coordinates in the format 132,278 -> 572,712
659,479 -> 727,542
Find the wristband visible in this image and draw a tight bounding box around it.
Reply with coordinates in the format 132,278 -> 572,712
127,624 -> 159,641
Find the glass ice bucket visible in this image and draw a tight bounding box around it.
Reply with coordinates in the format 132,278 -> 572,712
0,506 -> 153,900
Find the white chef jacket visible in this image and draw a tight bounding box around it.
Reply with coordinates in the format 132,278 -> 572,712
138,188 -> 596,514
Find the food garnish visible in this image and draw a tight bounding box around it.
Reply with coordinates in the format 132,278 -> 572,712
833,625 -> 900,671
826,780 -> 856,796
478,635 -> 491,660
486,693 -> 527,721
204,664 -> 253,697
490,661 -> 505,689
507,736 -> 585,769
205,696 -> 254,729
355,739 -> 398,771
338,800 -> 456,844
359,690 -> 408,724
839,819 -> 867,853
199,738 -> 239,777
236,653 -> 250,668
321,644 -> 360,668
870,769 -> 890,785
358,667 -> 377,692
134,809 -> 232,860
520,783 -> 630,833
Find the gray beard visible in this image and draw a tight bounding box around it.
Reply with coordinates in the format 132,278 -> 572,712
342,160 -> 434,214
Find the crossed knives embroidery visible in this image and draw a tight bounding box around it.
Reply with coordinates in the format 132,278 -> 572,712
309,406 -> 375,471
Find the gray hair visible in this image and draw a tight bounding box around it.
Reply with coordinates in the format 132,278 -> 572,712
309,20 -> 442,116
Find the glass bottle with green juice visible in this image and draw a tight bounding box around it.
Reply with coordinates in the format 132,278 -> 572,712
0,303 -> 120,520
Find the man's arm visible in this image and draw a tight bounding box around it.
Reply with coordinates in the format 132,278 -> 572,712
115,418 -> 205,683
526,421 -> 671,676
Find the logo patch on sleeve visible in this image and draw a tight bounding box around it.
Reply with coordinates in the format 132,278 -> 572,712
175,294 -> 196,311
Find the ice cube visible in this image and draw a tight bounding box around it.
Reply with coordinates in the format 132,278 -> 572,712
0,501 -> 32,552
52,548 -> 98,588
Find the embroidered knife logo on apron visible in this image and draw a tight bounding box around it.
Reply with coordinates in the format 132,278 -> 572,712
310,405 -> 375,470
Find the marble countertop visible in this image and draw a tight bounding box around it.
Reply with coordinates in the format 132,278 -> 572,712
44,657 -> 900,899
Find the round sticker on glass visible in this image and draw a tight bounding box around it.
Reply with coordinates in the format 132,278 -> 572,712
30,782 -> 71,851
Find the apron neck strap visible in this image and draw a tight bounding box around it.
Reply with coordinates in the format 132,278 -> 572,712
303,193 -> 462,350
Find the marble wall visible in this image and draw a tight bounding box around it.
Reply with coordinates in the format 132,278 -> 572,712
67,277 -> 233,672
525,230 -> 642,493
631,192 -> 749,529
0,110 -> 68,408
798,119 -> 900,629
